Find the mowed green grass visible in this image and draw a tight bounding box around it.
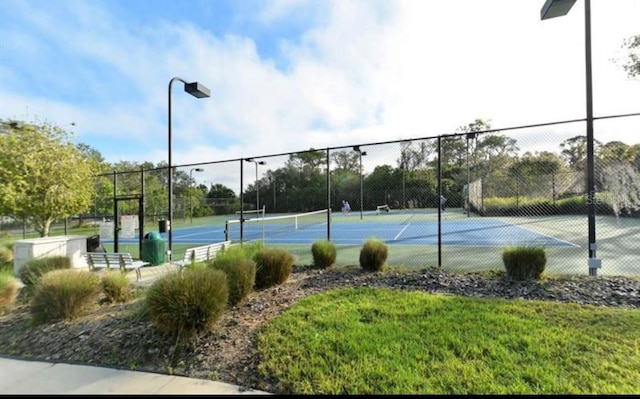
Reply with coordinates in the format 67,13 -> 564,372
257,286 -> 640,394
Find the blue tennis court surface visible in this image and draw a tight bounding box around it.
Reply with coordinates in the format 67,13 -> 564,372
113,219 -> 577,248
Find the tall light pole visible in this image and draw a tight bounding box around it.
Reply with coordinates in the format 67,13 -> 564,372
353,146 -> 367,220
168,77 -> 210,261
245,158 -> 266,213
465,133 -> 476,218
400,162 -> 406,209
189,167 -> 204,224
541,0 -> 599,276
268,174 -> 276,212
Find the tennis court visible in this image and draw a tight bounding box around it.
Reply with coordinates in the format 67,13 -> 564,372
112,208 -> 577,248
104,208 -> 640,276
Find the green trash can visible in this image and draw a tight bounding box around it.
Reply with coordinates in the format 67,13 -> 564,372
141,231 -> 166,266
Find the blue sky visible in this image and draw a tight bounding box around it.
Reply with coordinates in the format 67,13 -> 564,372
1,0 -> 639,189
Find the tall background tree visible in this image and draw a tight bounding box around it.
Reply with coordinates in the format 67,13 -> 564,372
621,34 -> 640,79
0,119 -> 97,236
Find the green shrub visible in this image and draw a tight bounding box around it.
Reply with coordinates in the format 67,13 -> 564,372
19,256 -> 72,289
502,246 -> 547,281
0,245 -> 13,273
145,267 -> 228,337
184,260 -> 208,270
223,241 -> 264,261
359,238 -> 388,272
556,195 -> 586,214
30,269 -> 101,323
101,271 -> 132,303
254,248 -> 294,289
0,270 -> 19,315
311,240 -> 337,269
210,257 -> 256,306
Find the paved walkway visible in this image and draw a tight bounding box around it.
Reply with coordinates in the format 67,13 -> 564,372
0,356 -> 270,394
3,263 -> 271,395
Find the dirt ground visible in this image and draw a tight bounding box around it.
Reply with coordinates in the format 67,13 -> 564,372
1,264 -> 639,394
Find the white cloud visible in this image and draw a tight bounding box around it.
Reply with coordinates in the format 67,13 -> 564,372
257,0 -> 315,23
1,0 -> 638,181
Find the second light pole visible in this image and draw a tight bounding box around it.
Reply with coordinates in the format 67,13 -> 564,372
189,167 -> 203,224
353,146 -> 367,220
245,158 -> 266,214
541,0 -> 598,276
168,77 -> 210,261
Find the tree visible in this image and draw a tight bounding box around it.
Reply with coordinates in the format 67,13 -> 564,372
207,184 -> 236,200
280,149 -> 328,212
398,141 -> 433,171
457,118 -> 491,179
628,143 -> 640,171
621,35 -> 640,79
474,134 -> 518,177
600,161 -> 640,216
331,150 -> 359,171
598,141 -> 631,164
366,165 -> 395,207
0,119 -> 97,236
434,136 -> 466,168
559,135 -> 602,171
507,151 -> 565,200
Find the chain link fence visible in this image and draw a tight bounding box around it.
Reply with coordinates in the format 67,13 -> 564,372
8,114 -> 636,276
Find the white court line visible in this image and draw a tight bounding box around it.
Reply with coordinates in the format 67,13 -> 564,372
394,224 -> 410,240
509,224 -> 580,248
175,230 -> 222,239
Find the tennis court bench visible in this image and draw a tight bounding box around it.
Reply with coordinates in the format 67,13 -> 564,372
376,204 -> 391,214
174,240 -> 232,269
85,252 -> 149,281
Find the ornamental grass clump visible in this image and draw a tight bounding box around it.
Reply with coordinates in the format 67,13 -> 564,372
502,246 -> 547,281
0,271 -> 19,315
210,256 -> 256,306
254,248 -> 294,290
359,238 -> 388,272
311,240 -> 337,269
145,267 -> 228,337
19,256 -> 72,290
100,271 -> 132,303
0,245 -> 13,273
30,269 -> 101,323
237,241 -> 264,260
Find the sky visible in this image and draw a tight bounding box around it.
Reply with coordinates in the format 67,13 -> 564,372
1,0 -> 639,191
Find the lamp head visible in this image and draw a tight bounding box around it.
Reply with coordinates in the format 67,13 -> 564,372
540,0 -> 576,20
184,81 -> 211,98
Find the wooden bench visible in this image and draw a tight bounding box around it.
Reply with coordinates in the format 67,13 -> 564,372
173,240 -> 231,269
85,252 -> 149,281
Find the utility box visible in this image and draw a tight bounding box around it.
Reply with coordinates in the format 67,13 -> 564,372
141,231 -> 166,266
13,235 -> 87,276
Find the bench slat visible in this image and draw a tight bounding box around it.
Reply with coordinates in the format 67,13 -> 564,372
85,252 -> 149,281
174,241 -> 231,268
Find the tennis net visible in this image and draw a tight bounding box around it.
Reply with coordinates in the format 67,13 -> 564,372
224,209 -> 329,242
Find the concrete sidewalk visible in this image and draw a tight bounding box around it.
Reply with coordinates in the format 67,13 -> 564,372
0,356 -> 270,395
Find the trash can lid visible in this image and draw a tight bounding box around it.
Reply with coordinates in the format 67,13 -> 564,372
145,231 -> 163,240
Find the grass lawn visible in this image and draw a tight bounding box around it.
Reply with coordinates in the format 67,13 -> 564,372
257,287 -> 640,394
